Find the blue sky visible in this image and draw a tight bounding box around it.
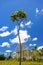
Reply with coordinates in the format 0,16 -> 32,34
0,0 -> 43,54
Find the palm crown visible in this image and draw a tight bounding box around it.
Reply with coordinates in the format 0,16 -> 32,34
11,9 -> 27,22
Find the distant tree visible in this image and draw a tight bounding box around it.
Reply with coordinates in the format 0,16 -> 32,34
34,45 -> 38,50
31,48 -> 40,61
0,54 -> 6,60
39,48 -> 43,56
10,9 -> 27,65
8,52 -> 12,60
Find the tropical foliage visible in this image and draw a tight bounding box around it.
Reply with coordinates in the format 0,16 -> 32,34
11,9 -> 27,65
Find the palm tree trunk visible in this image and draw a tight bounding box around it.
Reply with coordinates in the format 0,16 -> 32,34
18,24 -> 22,65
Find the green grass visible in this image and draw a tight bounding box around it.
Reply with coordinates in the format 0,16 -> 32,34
0,60 -> 43,65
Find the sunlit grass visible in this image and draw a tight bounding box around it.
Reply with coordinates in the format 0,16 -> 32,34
0,60 -> 43,65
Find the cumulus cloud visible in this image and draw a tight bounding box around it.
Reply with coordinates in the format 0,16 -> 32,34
32,37 -> 38,41
5,50 -> 12,53
10,36 -> 19,44
33,44 -> 37,46
0,26 -> 18,37
25,21 -> 33,28
0,31 -> 11,37
29,43 -> 37,47
10,30 -> 31,44
11,26 -> 18,35
18,21 -> 33,28
20,23 -> 24,28
29,44 -> 33,46
0,42 -> 10,47
35,8 -> 43,15
37,46 -> 43,50
0,26 -> 8,31
0,21 -> 33,37
36,8 -> 39,14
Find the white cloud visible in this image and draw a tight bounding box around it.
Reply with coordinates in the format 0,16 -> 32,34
10,30 -> 31,44
36,8 -> 39,14
11,26 -> 18,35
5,50 -> 12,53
0,26 -> 8,31
25,21 -> 33,28
29,43 -> 37,47
29,44 -> 33,46
0,21 -> 33,37
35,8 -> 43,15
0,26 -> 18,37
20,23 -> 24,28
0,31 -> 11,37
0,42 -> 10,47
33,44 -> 37,46
32,37 -> 38,41
20,30 -> 30,39
37,46 -> 43,50
10,36 -> 19,44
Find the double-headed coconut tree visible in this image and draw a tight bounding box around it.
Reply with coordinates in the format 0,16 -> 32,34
10,9 -> 27,65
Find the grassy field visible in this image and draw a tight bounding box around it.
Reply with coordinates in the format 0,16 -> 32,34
0,60 -> 43,65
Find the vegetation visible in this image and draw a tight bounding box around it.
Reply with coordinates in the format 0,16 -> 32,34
0,54 -> 6,60
0,60 -> 43,65
0,46 -> 43,61
0,9 -> 43,65
11,9 -> 27,65
0,46 -> 43,65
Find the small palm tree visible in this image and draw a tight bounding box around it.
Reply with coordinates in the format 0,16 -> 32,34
10,9 -> 27,65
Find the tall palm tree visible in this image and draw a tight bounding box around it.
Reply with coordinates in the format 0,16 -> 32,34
10,9 -> 27,65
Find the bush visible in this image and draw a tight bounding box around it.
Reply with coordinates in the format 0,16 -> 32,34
0,54 -> 6,60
